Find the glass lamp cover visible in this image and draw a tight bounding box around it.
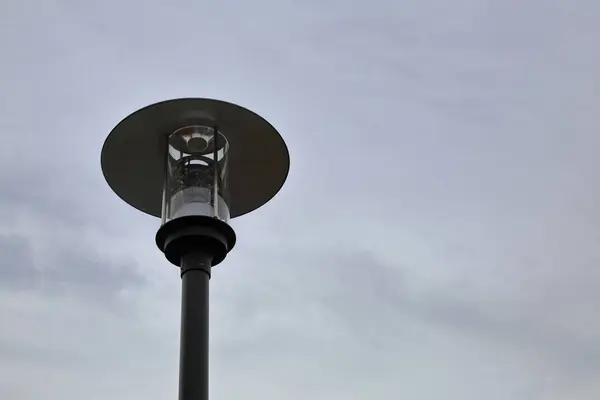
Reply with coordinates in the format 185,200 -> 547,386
161,125 -> 230,224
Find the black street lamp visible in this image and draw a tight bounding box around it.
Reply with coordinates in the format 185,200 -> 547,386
101,98 -> 290,400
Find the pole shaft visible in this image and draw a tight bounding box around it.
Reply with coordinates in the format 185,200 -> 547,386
179,252 -> 212,400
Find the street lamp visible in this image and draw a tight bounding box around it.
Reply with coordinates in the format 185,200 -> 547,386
101,98 -> 290,400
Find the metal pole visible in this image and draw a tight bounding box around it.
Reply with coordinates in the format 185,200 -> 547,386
179,251 -> 213,400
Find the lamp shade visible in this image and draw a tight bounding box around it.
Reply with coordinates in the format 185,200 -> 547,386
101,98 -> 290,220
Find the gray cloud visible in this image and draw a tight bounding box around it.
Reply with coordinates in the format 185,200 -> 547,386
0,232 -> 146,307
2,0 -> 600,399
215,247 -> 600,372
0,234 -> 34,290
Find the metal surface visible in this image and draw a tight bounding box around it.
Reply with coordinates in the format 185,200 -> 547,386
155,215 -> 236,267
179,252 -> 212,400
212,124 -> 219,219
101,98 -> 290,219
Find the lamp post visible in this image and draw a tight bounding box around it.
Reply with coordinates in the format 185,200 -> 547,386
101,98 -> 290,400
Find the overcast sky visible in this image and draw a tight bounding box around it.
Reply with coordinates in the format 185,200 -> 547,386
1,0 -> 600,399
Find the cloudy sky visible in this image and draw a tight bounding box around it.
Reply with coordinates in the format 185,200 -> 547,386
1,0 -> 600,398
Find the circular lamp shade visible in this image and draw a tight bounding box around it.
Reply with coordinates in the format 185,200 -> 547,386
101,98 -> 290,219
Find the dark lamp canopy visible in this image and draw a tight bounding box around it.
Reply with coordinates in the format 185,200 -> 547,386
101,98 -> 290,219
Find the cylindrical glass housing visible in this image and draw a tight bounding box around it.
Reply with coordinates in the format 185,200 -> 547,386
161,125 -> 230,224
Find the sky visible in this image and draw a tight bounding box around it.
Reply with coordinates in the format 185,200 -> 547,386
1,0 -> 600,398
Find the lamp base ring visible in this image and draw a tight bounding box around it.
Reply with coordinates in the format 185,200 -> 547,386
155,216 -> 236,267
